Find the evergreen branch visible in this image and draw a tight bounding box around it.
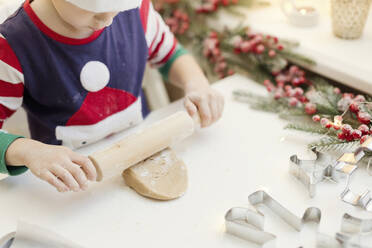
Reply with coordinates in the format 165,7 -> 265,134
233,90 -> 284,113
308,137 -> 358,152
315,103 -> 340,116
278,109 -> 308,119
285,123 -> 334,136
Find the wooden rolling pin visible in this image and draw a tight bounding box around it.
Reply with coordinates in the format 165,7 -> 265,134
89,111 -> 195,181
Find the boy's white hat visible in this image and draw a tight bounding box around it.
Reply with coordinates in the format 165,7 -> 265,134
65,0 -> 142,13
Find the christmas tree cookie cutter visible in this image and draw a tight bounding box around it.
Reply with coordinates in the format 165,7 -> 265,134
289,136 -> 372,198
225,207 -> 276,247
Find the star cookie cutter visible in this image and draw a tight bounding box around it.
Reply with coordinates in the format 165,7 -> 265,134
289,136 -> 372,198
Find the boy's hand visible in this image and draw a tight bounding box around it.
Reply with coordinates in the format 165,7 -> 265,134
6,139 -> 97,192
184,86 -> 224,127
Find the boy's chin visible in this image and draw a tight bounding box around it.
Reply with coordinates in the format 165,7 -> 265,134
88,26 -> 104,31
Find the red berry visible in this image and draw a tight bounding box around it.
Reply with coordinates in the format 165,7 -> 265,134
274,91 -> 282,100
342,93 -> 354,99
292,77 -> 305,87
333,88 -> 341,94
268,50 -> 276,57
298,96 -> 308,103
294,87 -> 304,97
240,41 -> 251,53
305,103 -> 317,115
292,78 -> 301,86
289,97 -> 298,107
273,37 -> 279,44
346,134 -> 355,142
252,34 -> 263,44
276,74 -> 287,84
352,130 -> 362,139
255,44 -> 265,54
312,115 -> 320,122
349,101 -> 360,113
263,79 -> 272,86
360,135 -> 370,144
263,79 -> 275,92
277,44 -> 284,50
320,118 -> 329,127
222,0 -> 229,6
227,69 -> 235,76
325,122 -> 333,129
354,95 -> 366,102
209,31 -> 218,39
212,48 -> 221,56
342,124 -> 353,135
277,81 -> 285,88
338,132 -> 346,140
287,89 -> 296,97
333,124 -> 341,130
289,65 -> 299,74
358,124 -> 370,135
358,112 -> 371,125
284,85 -> 292,91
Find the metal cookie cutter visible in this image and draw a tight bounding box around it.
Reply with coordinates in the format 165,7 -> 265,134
225,207 -> 276,247
317,233 -> 365,248
248,190 -> 321,231
340,138 -> 372,211
289,142 -> 367,198
317,214 -> 372,248
341,188 -> 372,212
225,190 -> 321,247
341,213 -> 372,235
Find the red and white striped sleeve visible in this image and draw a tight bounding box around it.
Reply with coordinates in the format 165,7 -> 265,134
0,33 -> 24,129
140,0 -> 178,68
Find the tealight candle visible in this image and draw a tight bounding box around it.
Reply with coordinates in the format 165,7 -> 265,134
281,0 -> 319,27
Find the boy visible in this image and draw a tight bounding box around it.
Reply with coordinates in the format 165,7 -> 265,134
0,0 -> 224,192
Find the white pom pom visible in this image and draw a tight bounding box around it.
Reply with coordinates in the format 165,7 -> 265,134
80,61 -> 110,92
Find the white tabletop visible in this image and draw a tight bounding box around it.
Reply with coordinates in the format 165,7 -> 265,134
1,75 -> 372,247
227,0 -> 372,94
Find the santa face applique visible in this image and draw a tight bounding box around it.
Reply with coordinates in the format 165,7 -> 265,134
55,61 -> 143,149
